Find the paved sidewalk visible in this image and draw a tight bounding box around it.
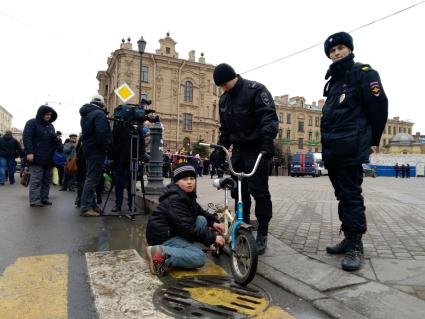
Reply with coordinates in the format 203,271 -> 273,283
138,175 -> 425,318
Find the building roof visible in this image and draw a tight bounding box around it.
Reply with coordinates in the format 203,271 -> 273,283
389,133 -> 415,145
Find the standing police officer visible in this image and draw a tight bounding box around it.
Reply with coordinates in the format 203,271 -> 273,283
321,32 -> 388,271
213,63 -> 278,255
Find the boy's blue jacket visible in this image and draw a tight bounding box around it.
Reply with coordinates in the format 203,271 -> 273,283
146,183 -> 217,246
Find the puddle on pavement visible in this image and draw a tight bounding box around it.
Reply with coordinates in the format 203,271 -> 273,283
78,215 -> 148,257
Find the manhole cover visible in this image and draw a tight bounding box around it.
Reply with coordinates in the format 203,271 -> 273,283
153,276 -> 271,318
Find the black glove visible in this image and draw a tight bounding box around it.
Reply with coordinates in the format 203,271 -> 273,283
217,148 -> 226,167
260,139 -> 274,159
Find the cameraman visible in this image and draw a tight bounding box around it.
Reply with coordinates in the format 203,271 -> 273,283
79,95 -> 111,217
109,104 -> 147,212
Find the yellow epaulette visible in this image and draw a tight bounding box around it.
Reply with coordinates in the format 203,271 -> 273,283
361,66 -> 370,71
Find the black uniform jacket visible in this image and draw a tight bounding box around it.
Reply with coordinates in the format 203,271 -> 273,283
79,103 -> 112,159
146,183 -> 217,246
321,56 -> 388,168
218,76 -> 278,150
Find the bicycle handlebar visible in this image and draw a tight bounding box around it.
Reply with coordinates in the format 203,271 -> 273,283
199,142 -> 263,178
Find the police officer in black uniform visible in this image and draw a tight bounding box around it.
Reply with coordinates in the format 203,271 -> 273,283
213,63 -> 278,255
321,32 -> 388,271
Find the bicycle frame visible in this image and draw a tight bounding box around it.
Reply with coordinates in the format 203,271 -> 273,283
200,143 -> 263,251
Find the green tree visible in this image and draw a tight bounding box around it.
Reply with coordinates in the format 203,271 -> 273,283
191,138 -> 209,158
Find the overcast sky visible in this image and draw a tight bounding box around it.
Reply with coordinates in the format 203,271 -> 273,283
1,0 -> 424,137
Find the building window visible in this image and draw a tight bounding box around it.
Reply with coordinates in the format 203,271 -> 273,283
408,128 -> 412,134
279,112 -> 284,123
298,138 -> 304,149
383,138 -> 386,145
183,113 -> 192,130
308,116 -> 313,126
184,81 -> 193,102
298,121 -> 304,132
403,128 -> 406,133
286,129 -> 291,140
393,127 -> 396,135
166,47 -> 171,54
315,117 -> 320,127
308,131 -> 313,141
388,125 -> 391,134
287,113 -> 291,124
399,127 -> 402,133
278,129 -> 283,139
141,65 -> 148,82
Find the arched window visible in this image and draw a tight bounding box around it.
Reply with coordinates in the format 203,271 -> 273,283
184,81 -> 193,102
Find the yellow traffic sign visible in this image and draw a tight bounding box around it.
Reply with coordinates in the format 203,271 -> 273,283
114,83 -> 135,103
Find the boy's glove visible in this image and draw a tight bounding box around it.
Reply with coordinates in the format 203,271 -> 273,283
260,139 -> 274,159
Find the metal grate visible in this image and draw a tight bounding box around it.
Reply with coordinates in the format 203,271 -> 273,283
153,276 -> 270,318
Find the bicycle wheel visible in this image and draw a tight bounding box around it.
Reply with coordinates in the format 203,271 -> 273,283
230,228 -> 258,285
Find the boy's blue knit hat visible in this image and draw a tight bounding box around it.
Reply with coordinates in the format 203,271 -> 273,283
173,163 -> 196,182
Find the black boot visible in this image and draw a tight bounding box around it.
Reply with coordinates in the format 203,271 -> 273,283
342,234 -> 363,271
256,233 -> 268,255
327,232 -> 363,254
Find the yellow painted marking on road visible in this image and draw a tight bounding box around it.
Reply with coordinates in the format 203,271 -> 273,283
168,259 -> 228,278
185,287 -> 269,316
253,305 -> 295,318
0,254 -> 68,319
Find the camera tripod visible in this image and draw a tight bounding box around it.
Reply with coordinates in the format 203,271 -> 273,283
102,131 -> 147,221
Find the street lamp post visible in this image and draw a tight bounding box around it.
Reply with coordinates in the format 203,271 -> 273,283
137,36 -> 147,104
137,36 -> 165,195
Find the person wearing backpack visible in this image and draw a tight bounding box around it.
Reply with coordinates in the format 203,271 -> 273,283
321,32 -> 388,271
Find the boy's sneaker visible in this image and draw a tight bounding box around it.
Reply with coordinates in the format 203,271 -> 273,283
145,245 -> 167,276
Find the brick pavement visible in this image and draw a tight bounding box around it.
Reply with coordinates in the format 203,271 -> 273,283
196,175 -> 425,261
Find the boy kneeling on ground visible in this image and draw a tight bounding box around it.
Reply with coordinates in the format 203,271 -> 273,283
145,163 -> 226,276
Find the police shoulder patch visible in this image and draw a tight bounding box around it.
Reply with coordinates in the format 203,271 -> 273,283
369,81 -> 381,97
249,82 -> 258,89
260,92 -> 271,106
361,66 -> 369,71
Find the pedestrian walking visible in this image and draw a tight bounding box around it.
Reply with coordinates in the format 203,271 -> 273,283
0,130 -> 23,185
401,164 -> 406,178
406,163 -> 410,178
394,163 -> 400,178
321,32 -> 388,271
213,63 -> 278,255
23,105 -> 59,206
79,95 -> 111,217
60,134 -> 78,191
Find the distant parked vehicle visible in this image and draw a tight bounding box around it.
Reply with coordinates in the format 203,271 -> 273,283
291,153 -> 319,177
317,160 -> 328,176
362,164 -> 377,177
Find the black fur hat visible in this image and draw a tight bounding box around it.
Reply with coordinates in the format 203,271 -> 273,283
213,63 -> 237,86
324,32 -> 354,58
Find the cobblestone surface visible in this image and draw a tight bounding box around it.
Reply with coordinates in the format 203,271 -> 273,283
196,175 -> 425,260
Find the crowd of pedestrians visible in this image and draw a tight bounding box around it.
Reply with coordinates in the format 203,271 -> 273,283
393,163 -> 411,178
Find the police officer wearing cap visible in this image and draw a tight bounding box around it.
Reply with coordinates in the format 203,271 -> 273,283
213,63 -> 278,255
321,32 -> 388,271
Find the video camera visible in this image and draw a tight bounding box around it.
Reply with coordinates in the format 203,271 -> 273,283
111,98 -> 160,124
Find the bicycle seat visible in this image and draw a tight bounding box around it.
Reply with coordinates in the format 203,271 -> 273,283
213,177 -> 235,190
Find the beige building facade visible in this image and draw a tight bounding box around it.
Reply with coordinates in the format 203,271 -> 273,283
97,34 -> 219,151
0,105 -> 12,134
379,116 -> 414,150
274,95 -> 325,155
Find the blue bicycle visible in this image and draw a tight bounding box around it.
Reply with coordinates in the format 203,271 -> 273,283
201,143 -> 263,285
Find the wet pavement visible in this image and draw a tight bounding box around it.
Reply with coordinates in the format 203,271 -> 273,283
0,178 -> 330,318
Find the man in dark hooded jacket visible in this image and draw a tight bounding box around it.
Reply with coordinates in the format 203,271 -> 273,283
23,105 -> 59,206
0,131 -> 23,185
79,95 -> 112,217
